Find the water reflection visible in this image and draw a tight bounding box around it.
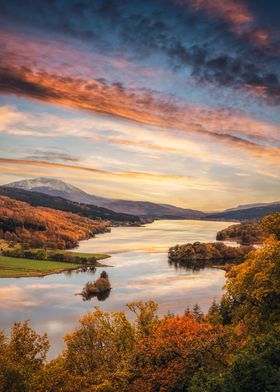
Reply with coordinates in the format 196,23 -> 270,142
64,265 -> 97,277
169,259 -> 205,271
81,289 -> 111,302
0,219 -> 233,358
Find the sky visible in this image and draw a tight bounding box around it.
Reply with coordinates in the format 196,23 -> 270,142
0,0 -> 279,211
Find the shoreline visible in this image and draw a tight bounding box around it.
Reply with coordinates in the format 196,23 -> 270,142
0,219 -> 237,279
0,263 -> 113,279
0,253 -> 111,279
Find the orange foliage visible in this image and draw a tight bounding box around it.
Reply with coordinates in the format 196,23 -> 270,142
130,314 -> 227,392
0,196 -> 110,249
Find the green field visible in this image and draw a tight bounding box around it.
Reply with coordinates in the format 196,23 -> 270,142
0,256 -> 81,278
53,250 -> 110,260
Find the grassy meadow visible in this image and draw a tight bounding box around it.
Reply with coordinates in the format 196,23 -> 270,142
0,255 -> 81,278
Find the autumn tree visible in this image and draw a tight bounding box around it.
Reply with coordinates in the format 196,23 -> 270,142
190,330 -> 280,392
129,314 -> 228,392
262,212 -> 280,240
221,237 -> 280,333
127,300 -> 159,338
0,321 -> 49,392
100,270 -> 109,279
62,307 -> 134,391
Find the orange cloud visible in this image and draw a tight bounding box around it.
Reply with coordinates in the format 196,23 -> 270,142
187,0 -> 252,32
0,158 -> 191,183
1,71 -> 279,172
0,28 -> 279,171
104,135 -> 280,172
183,0 -> 270,46
1,65 -> 278,146
0,158 -> 231,195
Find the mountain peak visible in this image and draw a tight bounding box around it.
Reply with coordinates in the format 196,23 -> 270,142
3,177 -> 205,219
6,177 -> 81,193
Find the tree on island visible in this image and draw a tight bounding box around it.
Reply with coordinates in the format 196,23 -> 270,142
81,271 -> 111,301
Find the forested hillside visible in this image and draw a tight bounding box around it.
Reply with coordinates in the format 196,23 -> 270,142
6,178 -> 205,219
0,187 -> 141,224
0,196 -> 110,249
205,203 -> 280,221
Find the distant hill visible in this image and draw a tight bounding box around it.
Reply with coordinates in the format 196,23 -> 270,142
224,201 -> 280,212
5,178 -> 205,219
205,203 -> 280,221
0,187 -> 141,224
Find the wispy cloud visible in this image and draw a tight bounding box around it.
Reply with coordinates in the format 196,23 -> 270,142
1,64 -> 279,147
24,149 -> 79,163
1,104 -> 279,174
0,157 -> 226,189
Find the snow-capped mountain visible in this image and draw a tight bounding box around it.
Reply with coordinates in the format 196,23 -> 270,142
8,177 -> 80,192
5,177 -> 205,219
6,177 -> 107,205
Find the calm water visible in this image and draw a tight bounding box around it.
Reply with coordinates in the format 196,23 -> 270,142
0,219 -> 233,357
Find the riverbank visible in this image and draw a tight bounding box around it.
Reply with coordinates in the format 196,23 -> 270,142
0,252 -> 110,278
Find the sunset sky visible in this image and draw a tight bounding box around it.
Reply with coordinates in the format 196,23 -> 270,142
0,0 -> 279,211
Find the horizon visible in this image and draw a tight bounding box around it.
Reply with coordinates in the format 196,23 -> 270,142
0,0 -> 279,210
1,175 -> 279,213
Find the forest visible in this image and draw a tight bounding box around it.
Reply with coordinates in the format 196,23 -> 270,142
0,196 -> 110,250
216,220 -> 269,245
0,213 -> 279,391
169,214 -> 280,270
0,187 -> 142,224
168,241 -> 253,269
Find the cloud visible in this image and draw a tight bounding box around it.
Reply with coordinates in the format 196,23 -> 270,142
1,2 -> 280,107
0,65 -> 278,145
1,100 -> 279,173
0,157 -> 236,199
185,0 -> 253,34
0,286 -> 38,309
24,149 -> 80,163
183,0 -> 271,46
192,53 -> 280,103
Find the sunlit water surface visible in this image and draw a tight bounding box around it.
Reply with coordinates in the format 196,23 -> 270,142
0,220 -> 234,357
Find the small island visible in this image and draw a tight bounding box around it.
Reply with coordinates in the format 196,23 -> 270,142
168,241 -> 254,270
80,271 -> 112,301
